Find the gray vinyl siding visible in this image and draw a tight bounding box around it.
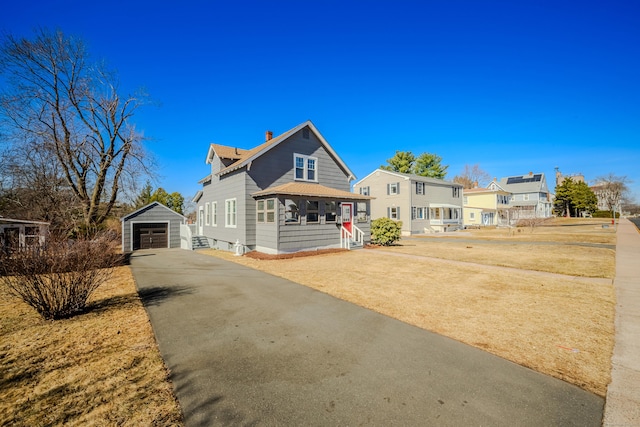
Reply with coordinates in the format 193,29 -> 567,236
196,125 -> 365,253
277,196 -> 344,252
247,129 -> 351,192
205,168 -> 246,245
121,203 -> 184,251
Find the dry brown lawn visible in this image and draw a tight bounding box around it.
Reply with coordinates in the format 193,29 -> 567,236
203,219 -> 616,396
0,267 -> 183,426
383,241 -> 615,278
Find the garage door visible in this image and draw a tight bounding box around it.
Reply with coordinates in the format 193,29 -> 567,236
133,223 -> 168,250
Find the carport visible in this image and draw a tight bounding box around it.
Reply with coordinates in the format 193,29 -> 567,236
121,202 -> 186,252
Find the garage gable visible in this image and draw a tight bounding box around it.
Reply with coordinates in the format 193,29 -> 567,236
121,202 -> 187,252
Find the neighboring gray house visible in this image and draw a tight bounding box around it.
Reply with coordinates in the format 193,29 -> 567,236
489,172 -> 553,219
0,217 -> 49,254
193,121 -> 372,254
121,202 -> 187,252
353,169 -> 463,235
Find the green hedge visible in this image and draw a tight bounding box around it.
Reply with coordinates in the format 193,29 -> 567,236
592,210 -> 620,218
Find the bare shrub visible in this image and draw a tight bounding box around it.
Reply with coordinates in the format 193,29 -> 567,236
516,217 -> 549,232
0,235 -> 124,320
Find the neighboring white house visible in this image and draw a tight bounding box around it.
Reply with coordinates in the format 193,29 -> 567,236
353,169 -> 463,235
489,172 -> 553,220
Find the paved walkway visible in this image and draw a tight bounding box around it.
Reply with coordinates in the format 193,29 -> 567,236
130,249 -> 603,426
603,218 -> 640,426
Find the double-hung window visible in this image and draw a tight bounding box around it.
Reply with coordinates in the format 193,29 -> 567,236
416,182 -> 425,195
389,206 -> 399,220
412,206 -> 426,220
388,182 -> 399,195
212,202 -> 217,226
225,199 -> 237,228
357,202 -> 368,222
294,154 -> 318,182
205,203 -> 211,226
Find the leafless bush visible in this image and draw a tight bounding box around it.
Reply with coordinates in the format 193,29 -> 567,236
0,235 -> 124,320
516,217 -> 549,232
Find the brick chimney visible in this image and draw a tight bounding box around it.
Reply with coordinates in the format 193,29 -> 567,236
265,130 -> 273,141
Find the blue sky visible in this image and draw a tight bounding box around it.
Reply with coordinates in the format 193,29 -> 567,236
3,1 -> 640,204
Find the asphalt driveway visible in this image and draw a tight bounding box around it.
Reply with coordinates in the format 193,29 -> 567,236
130,249 -> 603,426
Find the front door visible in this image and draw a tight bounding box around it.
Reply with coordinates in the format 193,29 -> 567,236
341,203 -> 353,233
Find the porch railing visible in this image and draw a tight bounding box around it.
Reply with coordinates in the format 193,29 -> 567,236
340,225 -> 364,250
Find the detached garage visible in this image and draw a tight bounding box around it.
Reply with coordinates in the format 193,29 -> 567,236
121,202 -> 186,252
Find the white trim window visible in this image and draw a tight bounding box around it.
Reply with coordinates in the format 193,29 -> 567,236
356,202 -> 368,222
211,202 -> 217,226
416,182 -> 425,195
225,198 -> 237,228
412,206 -> 426,220
294,153 -> 318,182
388,182 -> 399,195
359,186 -> 370,196
205,202 -> 211,226
389,206 -> 400,220
452,187 -> 461,198
257,199 -> 276,223
470,212 -> 475,220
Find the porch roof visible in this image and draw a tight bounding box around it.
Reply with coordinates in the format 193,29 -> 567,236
429,203 -> 462,209
251,182 -> 373,200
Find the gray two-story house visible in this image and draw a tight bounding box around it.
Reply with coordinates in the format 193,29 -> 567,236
353,169 -> 463,235
489,172 -> 553,219
192,121 -> 372,254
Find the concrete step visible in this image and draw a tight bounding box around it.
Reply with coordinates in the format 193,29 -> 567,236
191,236 -> 210,250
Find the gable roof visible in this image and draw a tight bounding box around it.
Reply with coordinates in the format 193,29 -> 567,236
206,121 -> 356,180
251,182 -> 373,200
355,168 -> 461,188
121,201 -> 187,221
498,173 -> 548,194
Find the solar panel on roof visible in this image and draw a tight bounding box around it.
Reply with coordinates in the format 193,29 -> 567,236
506,174 -> 542,184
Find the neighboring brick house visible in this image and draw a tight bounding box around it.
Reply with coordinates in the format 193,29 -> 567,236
353,169 -> 463,235
192,121 -> 372,254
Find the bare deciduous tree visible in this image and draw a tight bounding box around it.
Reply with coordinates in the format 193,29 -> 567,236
453,164 -> 491,189
593,174 -> 630,218
0,29 -> 151,230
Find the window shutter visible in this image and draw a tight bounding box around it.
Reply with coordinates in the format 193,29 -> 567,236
412,207 -> 416,220
396,207 -> 400,219
396,183 -> 400,194
387,183 -> 390,195
387,207 -> 391,218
